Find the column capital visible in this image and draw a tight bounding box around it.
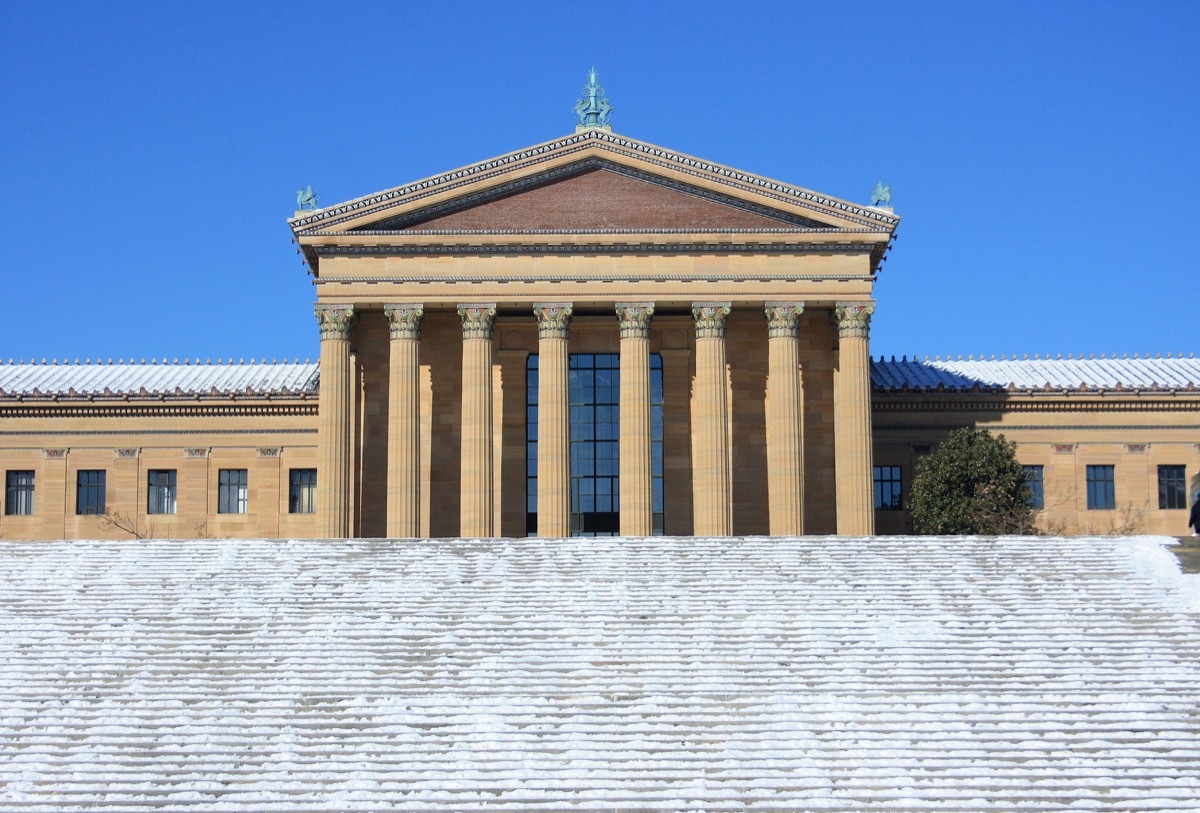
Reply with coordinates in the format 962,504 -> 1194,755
457,304 -> 497,340
764,302 -> 805,338
384,305 -> 424,340
692,302 -> 731,339
533,303 -> 573,340
616,303 -> 655,339
834,302 -> 875,340
314,305 -> 356,340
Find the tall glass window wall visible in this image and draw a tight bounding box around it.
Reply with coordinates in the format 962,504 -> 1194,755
526,353 -> 664,536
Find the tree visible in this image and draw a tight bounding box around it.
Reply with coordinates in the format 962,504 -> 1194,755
908,427 -> 1035,535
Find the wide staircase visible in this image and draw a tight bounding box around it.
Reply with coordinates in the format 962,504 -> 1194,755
1,536 -> 1199,812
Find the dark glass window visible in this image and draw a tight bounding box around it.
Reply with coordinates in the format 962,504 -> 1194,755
147,469 -> 177,515
289,469 -> 316,514
1086,465 -> 1115,510
5,470 -> 34,516
1158,465 -> 1187,510
873,465 -> 902,510
218,469 -> 248,514
76,470 -> 106,515
1023,465 -> 1044,510
526,355 -> 539,536
527,352 -> 664,537
570,354 -> 620,536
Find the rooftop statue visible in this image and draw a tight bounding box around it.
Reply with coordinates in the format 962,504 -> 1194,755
296,185 -> 320,211
870,181 -> 892,207
574,68 -> 613,129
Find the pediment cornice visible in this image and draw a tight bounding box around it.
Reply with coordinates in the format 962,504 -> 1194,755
289,130 -> 900,236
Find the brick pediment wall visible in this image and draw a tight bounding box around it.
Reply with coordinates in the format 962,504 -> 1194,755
390,167 -> 806,232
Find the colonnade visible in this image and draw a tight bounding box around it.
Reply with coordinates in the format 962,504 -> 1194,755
313,301 -> 875,539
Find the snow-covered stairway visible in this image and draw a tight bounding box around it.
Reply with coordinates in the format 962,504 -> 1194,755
2,536 -> 1199,813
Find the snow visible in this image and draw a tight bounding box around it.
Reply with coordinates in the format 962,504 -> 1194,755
1,535 -> 1199,812
872,356 -> 1200,391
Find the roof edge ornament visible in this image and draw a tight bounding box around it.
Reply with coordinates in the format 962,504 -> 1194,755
574,68 -> 613,132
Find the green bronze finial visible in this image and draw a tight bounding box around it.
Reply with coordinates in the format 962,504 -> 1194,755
574,68 -> 613,132
870,182 -> 892,207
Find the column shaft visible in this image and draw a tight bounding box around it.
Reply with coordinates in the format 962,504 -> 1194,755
834,302 -> 876,535
459,304 -> 497,538
617,304 -> 654,537
385,305 -> 423,538
765,303 -> 805,536
534,304 -> 572,538
315,305 -> 355,539
691,303 -> 732,536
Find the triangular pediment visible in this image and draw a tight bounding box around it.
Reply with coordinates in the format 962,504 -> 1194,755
290,130 -> 900,237
350,160 -> 831,232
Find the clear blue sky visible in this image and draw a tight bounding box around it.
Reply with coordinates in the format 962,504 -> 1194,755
2,1 -> 1196,363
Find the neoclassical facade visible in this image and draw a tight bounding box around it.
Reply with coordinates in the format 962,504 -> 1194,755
2,114 -> 1198,540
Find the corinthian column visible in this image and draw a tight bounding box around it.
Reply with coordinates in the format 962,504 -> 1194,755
385,305 -> 423,538
315,304 -> 355,538
765,303 -> 805,536
692,302 -> 732,536
459,304 -> 497,538
534,303 -> 572,538
617,303 -> 654,537
834,302 -> 875,535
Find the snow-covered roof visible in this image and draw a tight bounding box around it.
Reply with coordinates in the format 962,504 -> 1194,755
873,354 -> 1200,392
2,535 -> 1198,812
0,361 -> 318,397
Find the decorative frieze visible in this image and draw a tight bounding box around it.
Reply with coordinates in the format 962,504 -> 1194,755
533,304 -> 573,340
384,305 -> 424,340
257,448 -> 282,458
1053,444 -> 1075,454
692,303 -> 731,339
115,448 -> 139,459
616,303 -> 655,339
835,303 -> 874,340
314,305 -> 356,340
43,449 -> 67,459
457,304 -> 497,340
185,448 -> 209,459
764,303 -> 804,338
1125,443 -> 1147,454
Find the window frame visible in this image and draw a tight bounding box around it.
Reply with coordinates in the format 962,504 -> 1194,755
1157,465 -> 1187,510
76,469 -> 107,516
147,469 -> 177,515
289,468 -> 316,514
1023,465 -> 1044,511
5,470 -> 35,516
1086,465 -> 1116,510
873,465 -> 903,511
218,468 -> 249,515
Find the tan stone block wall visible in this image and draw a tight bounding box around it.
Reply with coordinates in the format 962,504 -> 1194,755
872,393 -> 1200,536
0,403 -> 318,541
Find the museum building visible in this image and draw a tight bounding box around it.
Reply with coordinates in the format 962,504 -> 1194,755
2,88 -> 1198,541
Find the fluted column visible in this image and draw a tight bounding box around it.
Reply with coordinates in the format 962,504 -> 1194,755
617,303 -> 654,537
692,303 -> 732,536
315,304 -> 356,538
385,305 -> 424,538
834,302 -> 876,535
534,304 -> 572,538
765,303 -> 805,536
459,304 -> 497,538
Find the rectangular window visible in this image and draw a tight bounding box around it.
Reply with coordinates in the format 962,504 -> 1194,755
218,469 -> 248,514
289,469 -> 316,514
1023,465 -> 1044,510
147,469 -> 177,515
874,465 -> 903,511
1158,465 -> 1187,510
76,470 -> 106,515
5,470 -> 34,516
1086,465 -> 1115,510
